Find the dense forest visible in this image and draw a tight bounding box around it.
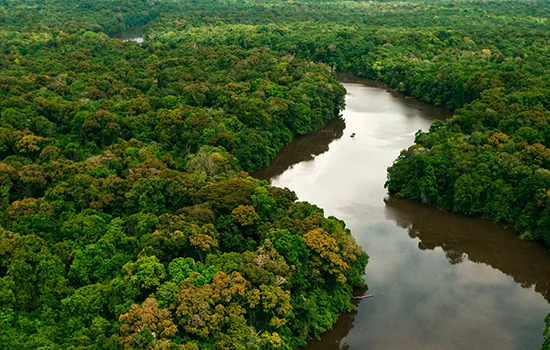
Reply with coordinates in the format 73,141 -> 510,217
146,0 -> 550,244
2,0 -> 550,348
0,1 -> 368,349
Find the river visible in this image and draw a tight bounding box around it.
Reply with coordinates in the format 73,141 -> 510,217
253,76 -> 550,349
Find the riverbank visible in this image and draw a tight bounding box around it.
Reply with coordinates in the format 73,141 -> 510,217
255,80 -> 550,349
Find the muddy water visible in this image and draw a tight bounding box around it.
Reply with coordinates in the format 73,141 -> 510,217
254,78 -> 550,349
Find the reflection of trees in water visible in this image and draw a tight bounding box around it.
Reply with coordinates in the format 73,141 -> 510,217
443,249 -> 465,265
252,117 -> 346,180
303,286 -> 367,350
255,115 -> 356,349
384,197 -> 550,302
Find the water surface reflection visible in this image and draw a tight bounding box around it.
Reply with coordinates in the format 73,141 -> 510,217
384,197 -> 550,302
254,79 -> 550,349
253,117 -> 345,180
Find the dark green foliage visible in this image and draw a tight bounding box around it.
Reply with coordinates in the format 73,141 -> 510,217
135,0 -> 550,247
0,1 -> 366,348
544,313 -> 550,350
4,0 -> 550,347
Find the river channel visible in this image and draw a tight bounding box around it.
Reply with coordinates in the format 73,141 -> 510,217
253,76 -> 550,349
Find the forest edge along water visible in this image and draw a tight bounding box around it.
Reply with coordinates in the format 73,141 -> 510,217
6,1 -> 550,349
253,76 -> 550,350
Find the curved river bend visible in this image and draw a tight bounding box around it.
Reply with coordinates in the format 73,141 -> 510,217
254,77 -> 550,350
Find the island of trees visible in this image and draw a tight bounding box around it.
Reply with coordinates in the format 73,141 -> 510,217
1,0 -> 550,348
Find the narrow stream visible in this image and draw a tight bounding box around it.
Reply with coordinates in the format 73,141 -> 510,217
254,77 -> 550,349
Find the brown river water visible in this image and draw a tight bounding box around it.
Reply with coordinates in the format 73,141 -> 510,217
253,76 -> 550,349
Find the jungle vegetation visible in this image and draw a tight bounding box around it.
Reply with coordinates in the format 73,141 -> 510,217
1,0 -> 550,348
